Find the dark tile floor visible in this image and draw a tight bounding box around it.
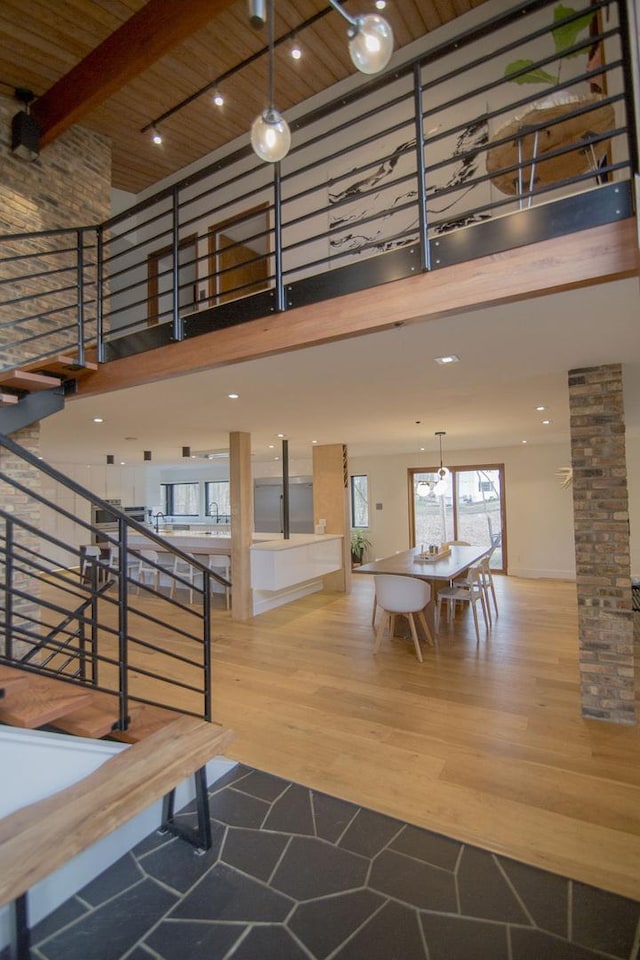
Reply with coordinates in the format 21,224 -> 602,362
25,765 -> 640,960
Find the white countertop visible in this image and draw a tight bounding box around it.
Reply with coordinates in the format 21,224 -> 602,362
250,533 -> 343,551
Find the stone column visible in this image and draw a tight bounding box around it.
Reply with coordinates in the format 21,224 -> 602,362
569,363 -> 635,723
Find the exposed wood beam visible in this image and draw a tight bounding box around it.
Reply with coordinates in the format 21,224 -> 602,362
32,0 -> 238,146
75,217 -> 639,400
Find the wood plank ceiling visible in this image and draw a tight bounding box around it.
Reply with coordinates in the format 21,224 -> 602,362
0,0 -> 488,194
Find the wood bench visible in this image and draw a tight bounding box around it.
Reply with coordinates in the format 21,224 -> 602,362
0,715 -> 233,959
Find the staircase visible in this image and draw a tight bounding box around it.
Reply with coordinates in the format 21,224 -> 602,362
0,353 -> 98,433
0,664 -> 180,743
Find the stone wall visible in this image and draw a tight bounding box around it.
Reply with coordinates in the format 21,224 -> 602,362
569,363 -> 635,724
0,96 -> 111,655
0,95 -> 111,368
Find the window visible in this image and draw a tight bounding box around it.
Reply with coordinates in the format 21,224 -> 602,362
161,482 -> 199,516
350,474 -> 369,528
204,481 -> 231,522
409,464 -> 506,572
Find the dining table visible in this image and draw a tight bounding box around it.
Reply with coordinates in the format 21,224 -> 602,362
355,543 -> 491,633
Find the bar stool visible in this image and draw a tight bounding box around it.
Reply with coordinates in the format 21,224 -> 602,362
208,554 -> 231,609
170,554 -> 196,603
137,549 -> 160,592
79,545 -> 102,584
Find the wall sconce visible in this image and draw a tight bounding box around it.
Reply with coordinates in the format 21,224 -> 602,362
11,88 -> 40,161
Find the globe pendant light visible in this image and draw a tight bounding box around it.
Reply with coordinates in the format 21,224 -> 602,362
251,0 -> 291,163
328,1 -> 394,75
433,431 -> 449,497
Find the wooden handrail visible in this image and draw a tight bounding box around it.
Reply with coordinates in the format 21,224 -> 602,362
0,716 -> 233,907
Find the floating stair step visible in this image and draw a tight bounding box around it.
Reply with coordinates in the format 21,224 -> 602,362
0,674 -> 92,728
108,702 -> 183,743
0,392 -> 18,407
0,665 -> 30,691
50,689 -> 122,739
0,370 -> 62,392
20,354 -> 98,379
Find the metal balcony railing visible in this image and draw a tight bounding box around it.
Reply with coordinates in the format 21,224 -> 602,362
0,0 -> 636,374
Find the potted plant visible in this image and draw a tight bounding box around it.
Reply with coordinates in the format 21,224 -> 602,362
351,528 -> 372,566
503,3 -> 597,87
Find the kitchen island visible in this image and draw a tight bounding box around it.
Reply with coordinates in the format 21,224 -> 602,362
128,530 -> 343,615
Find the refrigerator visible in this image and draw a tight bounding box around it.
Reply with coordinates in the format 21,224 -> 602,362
254,476 -> 314,534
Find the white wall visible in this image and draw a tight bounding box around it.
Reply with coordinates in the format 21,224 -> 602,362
350,439 -> 577,579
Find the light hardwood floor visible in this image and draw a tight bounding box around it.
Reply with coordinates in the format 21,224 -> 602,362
203,575 -> 640,902
32,572 -> 640,902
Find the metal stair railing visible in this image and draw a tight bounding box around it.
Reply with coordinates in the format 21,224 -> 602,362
0,432 -> 231,730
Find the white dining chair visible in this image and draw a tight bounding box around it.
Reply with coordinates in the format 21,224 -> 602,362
436,565 -> 488,643
454,554 -> 496,625
208,554 -> 231,609
373,575 -> 434,663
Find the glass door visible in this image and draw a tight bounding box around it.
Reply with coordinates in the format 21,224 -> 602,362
409,464 -> 506,572
455,468 -> 504,570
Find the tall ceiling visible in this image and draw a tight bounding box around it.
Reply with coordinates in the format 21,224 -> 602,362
0,0 -> 488,194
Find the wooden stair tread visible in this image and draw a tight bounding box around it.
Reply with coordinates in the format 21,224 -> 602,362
20,354 -> 99,378
0,370 -> 62,391
0,665 -> 30,690
108,702 -> 184,743
0,392 -> 19,406
0,674 -> 93,728
50,693 -> 121,739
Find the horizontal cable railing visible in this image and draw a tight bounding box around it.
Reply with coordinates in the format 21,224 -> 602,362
0,432 -> 231,730
0,0 -> 635,370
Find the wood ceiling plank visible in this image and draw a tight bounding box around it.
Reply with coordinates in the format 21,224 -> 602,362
32,0 -> 239,146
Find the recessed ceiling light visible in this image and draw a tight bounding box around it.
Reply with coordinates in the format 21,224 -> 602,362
542,419 -> 551,425
268,444 -> 275,449
521,440 -> 528,444
274,456 -> 280,461
228,393 -> 239,399
375,0 -> 386,8
536,405 -> 546,411
311,440 -> 318,445
119,461 -> 126,465
434,355 -> 459,365
92,417 -> 103,423
276,433 -> 285,438
420,447 -> 425,451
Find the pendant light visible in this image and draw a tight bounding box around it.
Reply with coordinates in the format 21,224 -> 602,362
327,0 -> 394,75
415,431 -> 449,498
251,0 -> 291,163
433,431 -> 449,497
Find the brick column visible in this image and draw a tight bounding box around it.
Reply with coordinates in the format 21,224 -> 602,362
569,363 -> 635,724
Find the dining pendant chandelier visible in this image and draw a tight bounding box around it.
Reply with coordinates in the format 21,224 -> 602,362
250,0 -> 291,163
416,431 -> 449,498
433,431 -> 449,496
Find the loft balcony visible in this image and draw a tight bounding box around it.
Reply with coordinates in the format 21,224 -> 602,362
0,0 -> 637,383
